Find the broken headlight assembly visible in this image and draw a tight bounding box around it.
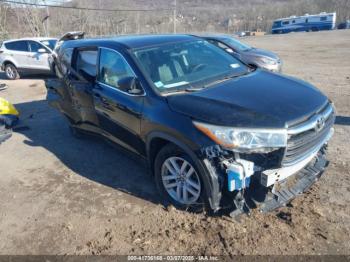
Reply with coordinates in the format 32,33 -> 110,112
193,121 -> 287,153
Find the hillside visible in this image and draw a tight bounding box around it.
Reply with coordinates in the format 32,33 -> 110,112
0,0 -> 349,38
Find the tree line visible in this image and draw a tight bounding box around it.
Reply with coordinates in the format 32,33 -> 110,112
0,0 -> 349,40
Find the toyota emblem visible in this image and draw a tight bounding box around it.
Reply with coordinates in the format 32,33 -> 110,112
315,115 -> 325,132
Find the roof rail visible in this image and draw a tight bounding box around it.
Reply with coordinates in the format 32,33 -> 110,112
58,31 -> 85,42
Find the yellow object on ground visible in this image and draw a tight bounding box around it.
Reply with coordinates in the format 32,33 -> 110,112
0,97 -> 19,116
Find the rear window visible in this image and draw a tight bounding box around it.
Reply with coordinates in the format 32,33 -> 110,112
5,41 -> 29,52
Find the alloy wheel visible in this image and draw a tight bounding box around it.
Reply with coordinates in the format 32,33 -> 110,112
5,65 -> 16,79
161,156 -> 201,205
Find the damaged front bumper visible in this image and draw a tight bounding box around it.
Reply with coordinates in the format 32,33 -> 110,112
224,147 -> 329,216
201,142 -> 330,216
259,148 -> 328,213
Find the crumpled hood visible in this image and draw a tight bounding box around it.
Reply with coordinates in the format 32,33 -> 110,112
166,70 -> 328,128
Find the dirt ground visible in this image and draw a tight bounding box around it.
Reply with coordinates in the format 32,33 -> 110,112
0,30 -> 349,256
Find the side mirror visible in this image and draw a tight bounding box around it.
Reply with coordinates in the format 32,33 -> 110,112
38,48 -> 47,53
118,76 -> 143,95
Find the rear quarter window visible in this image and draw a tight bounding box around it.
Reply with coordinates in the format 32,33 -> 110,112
59,48 -> 74,75
4,41 -> 29,52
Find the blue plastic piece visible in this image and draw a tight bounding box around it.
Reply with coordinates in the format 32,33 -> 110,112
227,168 -> 251,191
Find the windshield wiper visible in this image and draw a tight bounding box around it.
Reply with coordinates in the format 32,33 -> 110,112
164,71 -> 252,94
201,73 -> 245,89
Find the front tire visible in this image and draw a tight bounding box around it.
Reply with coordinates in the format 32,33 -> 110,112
154,144 -> 206,212
4,63 -> 20,80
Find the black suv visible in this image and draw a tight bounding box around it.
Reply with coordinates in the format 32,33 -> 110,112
46,33 -> 334,216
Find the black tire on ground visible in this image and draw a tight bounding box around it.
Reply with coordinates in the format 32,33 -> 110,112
154,143 -> 208,212
4,63 -> 20,80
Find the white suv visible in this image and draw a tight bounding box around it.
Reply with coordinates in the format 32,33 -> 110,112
0,37 -> 57,80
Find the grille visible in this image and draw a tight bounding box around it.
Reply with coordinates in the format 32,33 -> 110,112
282,103 -> 334,166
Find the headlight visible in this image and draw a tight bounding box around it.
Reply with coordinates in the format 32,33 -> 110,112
193,121 -> 287,153
260,57 -> 277,65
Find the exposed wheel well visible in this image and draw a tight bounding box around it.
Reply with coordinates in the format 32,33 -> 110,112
2,61 -> 16,70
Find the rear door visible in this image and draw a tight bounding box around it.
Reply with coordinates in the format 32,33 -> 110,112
68,47 -> 100,127
47,46 -> 99,128
4,40 -> 30,68
92,47 -> 145,154
27,40 -> 50,70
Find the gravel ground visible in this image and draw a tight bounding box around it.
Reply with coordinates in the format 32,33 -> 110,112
0,30 -> 349,256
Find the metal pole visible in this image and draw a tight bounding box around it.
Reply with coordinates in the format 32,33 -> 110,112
173,0 -> 176,33
46,5 -> 50,36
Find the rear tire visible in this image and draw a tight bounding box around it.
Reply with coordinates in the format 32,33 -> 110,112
154,143 -> 207,213
4,63 -> 20,80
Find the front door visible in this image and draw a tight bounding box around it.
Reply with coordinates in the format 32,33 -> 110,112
27,41 -> 50,70
92,47 -> 145,155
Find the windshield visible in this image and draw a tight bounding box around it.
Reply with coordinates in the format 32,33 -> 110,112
133,40 -> 249,93
220,37 -> 252,52
40,39 -> 57,50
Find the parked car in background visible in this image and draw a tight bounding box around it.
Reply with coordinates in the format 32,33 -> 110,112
201,34 -> 282,72
47,33 -> 335,216
234,31 -> 246,37
337,20 -> 350,29
0,37 -> 57,79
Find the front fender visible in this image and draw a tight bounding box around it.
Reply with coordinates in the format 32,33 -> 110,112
146,131 -> 222,211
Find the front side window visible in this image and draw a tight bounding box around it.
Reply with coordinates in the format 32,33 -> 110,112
134,40 -> 248,93
5,41 -> 29,52
98,48 -> 135,90
28,41 -> 46,53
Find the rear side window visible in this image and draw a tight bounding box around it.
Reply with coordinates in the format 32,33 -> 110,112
98,48 -> 135,90
75,49 -> 98,78
320,16 -> 327,21
282,21 -> 290,25
5,41 -> 29,52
